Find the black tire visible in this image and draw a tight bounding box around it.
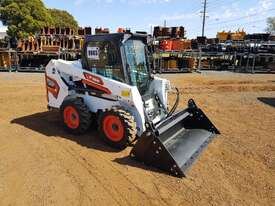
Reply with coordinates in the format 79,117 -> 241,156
60,98 -> 92,134
98,107 -> 137,150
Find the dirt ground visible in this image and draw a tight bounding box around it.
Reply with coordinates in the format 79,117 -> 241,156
0,71 -> 274,206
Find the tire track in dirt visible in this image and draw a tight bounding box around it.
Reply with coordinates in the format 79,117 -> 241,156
70,142 -> 193,205
0,130 -> 60,205
174,84 -> 275,94
0,121 -> 99,206
35,137 -> 121,206
46,131 -> 189,206
37,112 -> 182,205
55,142 -> 125,206
55,141 -> 166,206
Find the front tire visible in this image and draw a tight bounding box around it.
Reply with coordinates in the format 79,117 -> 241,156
60,98 -> 92,134
98,107 -> 137,149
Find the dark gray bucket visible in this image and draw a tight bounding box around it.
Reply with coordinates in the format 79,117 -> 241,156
131,99 -> 220,177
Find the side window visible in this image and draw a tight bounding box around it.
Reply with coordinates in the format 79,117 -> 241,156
85,41 -> 125,82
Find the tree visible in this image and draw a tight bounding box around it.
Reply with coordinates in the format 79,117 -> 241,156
0,0 -> 79,39
48,9 -> 78,31
0,0 -> 53,38
266,17 -> 275,33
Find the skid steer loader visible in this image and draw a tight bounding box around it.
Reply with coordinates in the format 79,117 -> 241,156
45,32 -> 220,177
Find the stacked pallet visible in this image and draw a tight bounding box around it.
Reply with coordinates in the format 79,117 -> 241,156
17,27 -> 91,53
153,26 -> 185,38
0,52 -> 11,68
185,58 -> 196,69
217,30 -> 246,42
161,59 -> 178,70
0,50 -> 18,71
231,30 -> 246,41
217,31 -> 230,42
40,27 -> 91,36
153,25 -> 195,72
95,28 -> 110,34
159,39 -> 191,51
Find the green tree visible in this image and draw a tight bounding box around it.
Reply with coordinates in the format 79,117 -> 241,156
0,0 -> 53,38
48,9 -> 78,31
0,0 -> 79,39
266,17 -> 275,33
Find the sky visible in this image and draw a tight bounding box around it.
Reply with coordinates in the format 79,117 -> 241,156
1,0 -> 275,38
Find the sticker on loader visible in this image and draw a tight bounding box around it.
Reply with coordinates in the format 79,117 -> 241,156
87,47 -> 100,60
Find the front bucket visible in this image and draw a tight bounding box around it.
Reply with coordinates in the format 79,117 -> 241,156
130,99 -> 220,178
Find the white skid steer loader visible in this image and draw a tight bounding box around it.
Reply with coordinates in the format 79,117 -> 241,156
45,33 -> 220,177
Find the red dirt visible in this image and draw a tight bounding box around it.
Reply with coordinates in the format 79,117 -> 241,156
0,72 -> 274,206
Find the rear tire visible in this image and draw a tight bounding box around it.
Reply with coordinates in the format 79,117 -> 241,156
60,98 -> 92,134
98,107 -> 137,149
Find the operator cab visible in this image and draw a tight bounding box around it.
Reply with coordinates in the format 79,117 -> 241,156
82,33 -> 151,95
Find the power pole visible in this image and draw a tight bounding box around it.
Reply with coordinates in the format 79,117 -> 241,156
198,0 -> 207,71
202,0 -> 207,36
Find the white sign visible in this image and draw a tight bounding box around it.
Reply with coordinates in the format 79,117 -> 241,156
87,47 -> 100,60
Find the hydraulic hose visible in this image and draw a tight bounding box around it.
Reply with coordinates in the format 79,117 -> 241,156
167,87 -> 180,117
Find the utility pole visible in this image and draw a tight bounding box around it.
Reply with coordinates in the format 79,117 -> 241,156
202,0 -> 207,37
198,0 -> 207,71
164,20 -> 167,27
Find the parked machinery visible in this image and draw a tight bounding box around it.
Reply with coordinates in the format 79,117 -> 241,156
45,32 -> 220,177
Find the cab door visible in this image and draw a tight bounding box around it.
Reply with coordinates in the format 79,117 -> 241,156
82,39 -> 126,83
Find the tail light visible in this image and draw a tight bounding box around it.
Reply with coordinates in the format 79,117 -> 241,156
46,75 -> 60,99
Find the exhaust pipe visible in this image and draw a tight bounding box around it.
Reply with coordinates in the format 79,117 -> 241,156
131,99 -> 220,177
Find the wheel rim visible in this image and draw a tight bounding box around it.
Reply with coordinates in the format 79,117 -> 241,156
102,115 -> 124,142
63,106 -> 80,129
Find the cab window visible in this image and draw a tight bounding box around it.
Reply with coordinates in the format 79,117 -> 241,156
84,41 -> 125,82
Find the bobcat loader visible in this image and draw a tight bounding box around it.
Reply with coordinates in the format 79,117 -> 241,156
45,33 -> 220,177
